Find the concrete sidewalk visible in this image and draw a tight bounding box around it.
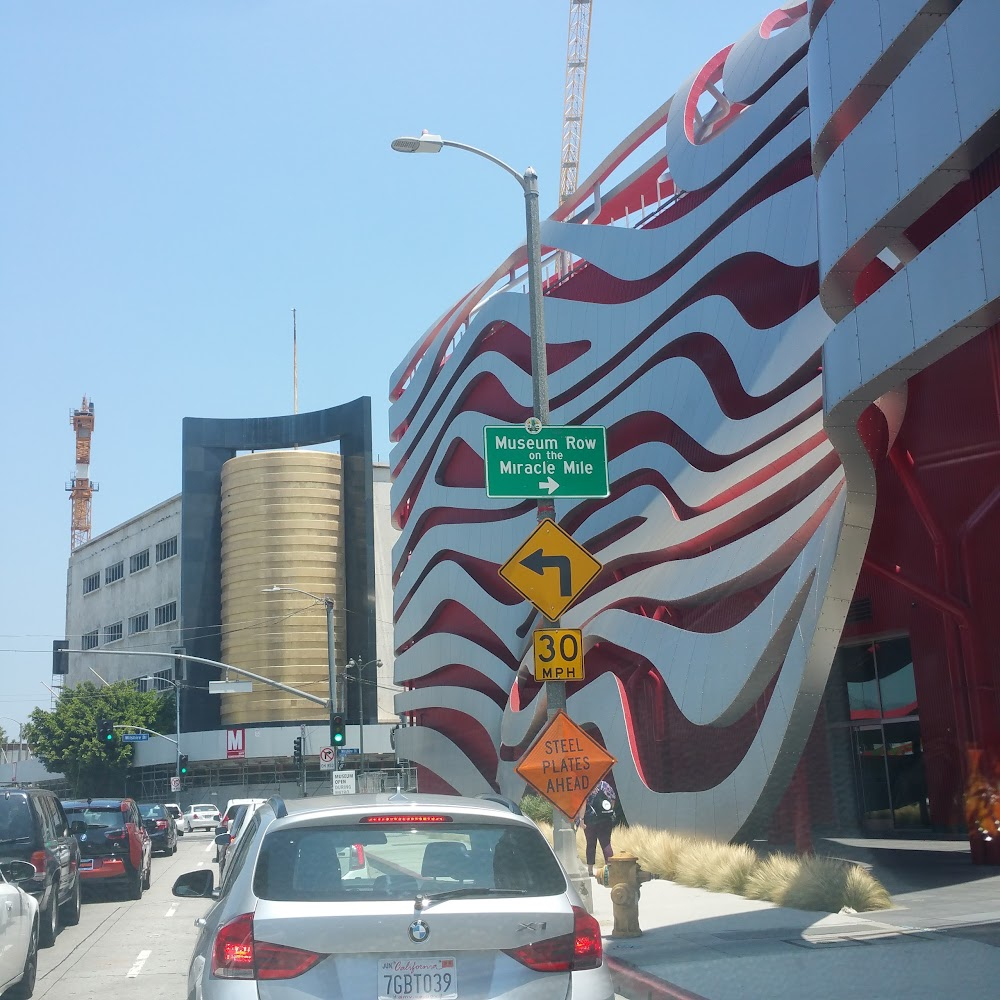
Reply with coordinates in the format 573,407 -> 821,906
593,840 -> 1000,1000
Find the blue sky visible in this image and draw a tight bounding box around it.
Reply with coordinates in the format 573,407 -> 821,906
0,1 -> 777,733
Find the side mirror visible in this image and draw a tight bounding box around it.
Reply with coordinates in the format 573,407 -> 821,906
0,860 -> 38,884
173,869 -> 215,898
215,824 -> 228,836
70,820 -> 87,837
214,833 -> 231,847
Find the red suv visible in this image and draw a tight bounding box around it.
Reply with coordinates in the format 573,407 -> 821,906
61,798 -> 152,899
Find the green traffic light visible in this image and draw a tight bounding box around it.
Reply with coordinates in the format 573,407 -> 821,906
333,733 -> 344,744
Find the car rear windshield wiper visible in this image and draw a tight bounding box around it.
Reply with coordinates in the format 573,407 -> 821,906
415,886 -> 528,909
0,836 -> 32,845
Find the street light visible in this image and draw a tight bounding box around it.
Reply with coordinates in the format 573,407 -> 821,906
0,717 -> 26,783
141,675 -> 182,780
346,657 -> 382,774
392,132 -> 586,899
263,586 -> 339,757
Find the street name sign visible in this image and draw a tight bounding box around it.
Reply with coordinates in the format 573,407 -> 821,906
319,746 -> 337,771
120,732 -> 149,743
499,518 -> 602,620
332,770 -> 357,795
533,628 -> 585,681
515,710 -> 616,820
337,747 -> 360,757
484,425 -> 609,499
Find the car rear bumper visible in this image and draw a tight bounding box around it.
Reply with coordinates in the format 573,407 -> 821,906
78,856 -> 134,882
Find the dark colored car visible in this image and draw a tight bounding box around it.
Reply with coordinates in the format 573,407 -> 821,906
61,798 -> 152,900
0,788 -> 82,947
138,802 -> 178,856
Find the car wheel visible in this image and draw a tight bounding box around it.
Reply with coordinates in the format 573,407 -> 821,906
39,881 -> 59,948
127,866 -> 143,900
60,874 -> 82,926
9,918 -> 38,998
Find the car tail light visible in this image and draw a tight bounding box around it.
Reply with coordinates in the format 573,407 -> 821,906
360,815 -> 451,824
350,843 -> 365,870
212,912 -> 323,981
155,819 -> 169,830
29,851 -> 46,876
105,828 -> 127,841
570,905 -> 603,970
504,906 -> 602,973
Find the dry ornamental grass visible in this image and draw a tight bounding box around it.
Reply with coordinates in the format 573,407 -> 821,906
533,820 -> 891,913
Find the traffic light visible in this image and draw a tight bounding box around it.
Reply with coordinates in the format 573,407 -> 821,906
292,737 -> 303,766
178,754 -> 189,776
98,719 -> 114,744
331,715 -> 346,746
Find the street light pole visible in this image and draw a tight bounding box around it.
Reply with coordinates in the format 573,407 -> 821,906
263,586 -> 339,763
142,675 -> 182,780
392,133 -> 583,902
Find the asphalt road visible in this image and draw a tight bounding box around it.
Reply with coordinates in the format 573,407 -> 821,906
33,829 -> 214,999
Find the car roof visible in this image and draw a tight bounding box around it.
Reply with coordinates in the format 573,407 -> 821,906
62,799 -> 129,808
271,792 -> 534,829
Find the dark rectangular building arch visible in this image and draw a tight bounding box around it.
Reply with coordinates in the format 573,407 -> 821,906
180,397 -> 375,731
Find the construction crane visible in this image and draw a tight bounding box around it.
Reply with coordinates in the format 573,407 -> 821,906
67,396 -> 98,550
559,0 -> 594,205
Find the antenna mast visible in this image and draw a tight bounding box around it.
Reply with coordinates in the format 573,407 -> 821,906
67,396 -> 98,550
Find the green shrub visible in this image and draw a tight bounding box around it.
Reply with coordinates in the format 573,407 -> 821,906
519,794 -> 554,824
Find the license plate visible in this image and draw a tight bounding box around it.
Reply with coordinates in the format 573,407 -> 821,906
79,859 -> 94,870
378,957 -> 457,1000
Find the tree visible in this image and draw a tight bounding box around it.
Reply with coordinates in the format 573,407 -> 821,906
22,680 -> 175,796
0,723 -> 7,747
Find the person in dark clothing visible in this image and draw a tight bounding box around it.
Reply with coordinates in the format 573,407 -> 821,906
581,779 -> 616,877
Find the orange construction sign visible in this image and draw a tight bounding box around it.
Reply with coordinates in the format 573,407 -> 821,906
515,710 -> 616,820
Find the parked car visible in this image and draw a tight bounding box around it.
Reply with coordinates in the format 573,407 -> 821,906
61,798 -> 152,900
163,803 -> 185,836
219,797 -> 266,834
138,803 -> 178,856
173,793 -> 612,1000
183,803 -> 220,832
0,859 -> 39,998
0,788 -> 82,947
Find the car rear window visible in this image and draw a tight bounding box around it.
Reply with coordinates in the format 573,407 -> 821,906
63,806 -> 125,830
191,804 -> 216,812
139,804 -> 166,819
164,806 -> 181,818
253,821 -> 566,902
0,794 -> 34,843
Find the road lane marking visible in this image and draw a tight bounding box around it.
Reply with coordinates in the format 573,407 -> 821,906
197,861 -> 204,867
165,904 -> 178,918
205,843 -> 214,852
127,950 -> 151,978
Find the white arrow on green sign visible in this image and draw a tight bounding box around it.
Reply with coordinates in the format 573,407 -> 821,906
483,424 -> 610,499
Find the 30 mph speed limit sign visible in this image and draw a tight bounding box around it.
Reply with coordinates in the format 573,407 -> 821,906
533,628 -> 584,681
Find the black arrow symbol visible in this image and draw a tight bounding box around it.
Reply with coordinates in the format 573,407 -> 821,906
520,548 -> 572,596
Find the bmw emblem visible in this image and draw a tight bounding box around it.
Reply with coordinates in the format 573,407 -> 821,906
408,919 -> 430,943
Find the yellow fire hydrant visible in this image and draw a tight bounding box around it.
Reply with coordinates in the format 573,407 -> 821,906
599,853 -> 654,938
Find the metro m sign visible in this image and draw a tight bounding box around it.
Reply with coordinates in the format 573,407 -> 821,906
226,727 -> 246,760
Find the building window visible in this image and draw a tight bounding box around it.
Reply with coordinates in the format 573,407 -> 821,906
82,629 -> 99,650
104,621 -> 123,644
155,536 -> 178,562
128,612 -> 149,635
83,572 -> 100,595
154,601 -> 177,627
105,561 -> 124,585
130,549 -> 150,573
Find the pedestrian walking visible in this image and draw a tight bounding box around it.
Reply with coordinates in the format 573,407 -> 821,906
581,778 -> 616,876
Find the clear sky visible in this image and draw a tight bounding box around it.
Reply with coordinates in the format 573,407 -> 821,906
0,1 -> 778,734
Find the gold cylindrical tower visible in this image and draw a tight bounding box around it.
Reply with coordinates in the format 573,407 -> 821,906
220,450 -> 345,725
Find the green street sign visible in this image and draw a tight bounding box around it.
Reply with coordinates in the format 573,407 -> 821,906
483,424 -> 610,499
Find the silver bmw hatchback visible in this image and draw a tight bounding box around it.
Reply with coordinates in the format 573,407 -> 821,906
173,792 -> 613,1000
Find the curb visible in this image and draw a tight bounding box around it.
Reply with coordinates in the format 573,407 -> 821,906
607,957 -> 709,1000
